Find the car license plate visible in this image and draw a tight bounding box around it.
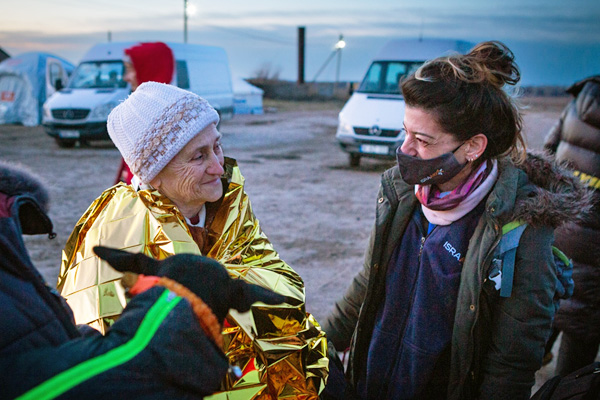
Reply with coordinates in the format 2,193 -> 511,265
58,130 -> 80,139
360,144 -> 388,155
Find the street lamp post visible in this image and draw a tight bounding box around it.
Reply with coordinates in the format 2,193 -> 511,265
312,34 -> 346,83
184,1 -> 198,43
183,0 -> 188,43
335,34 -> 345,87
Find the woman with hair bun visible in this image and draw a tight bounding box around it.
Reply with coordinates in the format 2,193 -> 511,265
321,41 -> 591,399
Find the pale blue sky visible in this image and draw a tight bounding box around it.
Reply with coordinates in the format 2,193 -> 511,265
1,0 -> 599,85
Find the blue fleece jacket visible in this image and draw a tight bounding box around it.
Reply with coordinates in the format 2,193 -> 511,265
360,201 -> 485,399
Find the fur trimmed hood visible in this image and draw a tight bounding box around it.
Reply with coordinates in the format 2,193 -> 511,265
566,75 -> 600,97
507,152 -> 593,228
0,161 -> 50,212
0,161 -> 53,235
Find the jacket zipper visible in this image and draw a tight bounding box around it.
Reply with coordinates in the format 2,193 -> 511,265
352,175 -> 397,384
465,217 -> 502,390
418,236 -> 426,258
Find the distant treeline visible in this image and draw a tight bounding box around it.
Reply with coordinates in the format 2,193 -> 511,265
248,79 -> 570,100
521,86 -> 569,97
248,79 -> 353,101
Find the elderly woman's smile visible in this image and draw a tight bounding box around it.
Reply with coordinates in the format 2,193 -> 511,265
150,123 -> 225,218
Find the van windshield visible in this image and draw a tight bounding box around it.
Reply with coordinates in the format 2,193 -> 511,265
68,61 -> 126,89
357,61 -> 422,95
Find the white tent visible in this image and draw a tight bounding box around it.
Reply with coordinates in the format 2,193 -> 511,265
233,77 -> 263,115
0,52 -> 73,126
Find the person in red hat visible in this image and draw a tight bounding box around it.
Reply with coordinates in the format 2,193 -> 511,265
115,42 -> 175,185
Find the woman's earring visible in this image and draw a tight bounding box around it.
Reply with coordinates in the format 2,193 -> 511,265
467,154 -> 478,162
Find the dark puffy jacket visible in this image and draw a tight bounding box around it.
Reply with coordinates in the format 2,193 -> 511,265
0,162 -> 227,400
544,76 -> 600,341
322,154 -> 591,400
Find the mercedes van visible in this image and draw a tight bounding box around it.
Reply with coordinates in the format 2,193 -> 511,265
336,39 -> 472,166
42,42 -> 234,147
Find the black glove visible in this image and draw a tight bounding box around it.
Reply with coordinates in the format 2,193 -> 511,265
93,246 -> 286,322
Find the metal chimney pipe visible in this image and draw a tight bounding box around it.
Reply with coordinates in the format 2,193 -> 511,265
297,26 -> 305,84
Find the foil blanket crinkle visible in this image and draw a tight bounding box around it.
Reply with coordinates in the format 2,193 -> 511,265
57,158 -> 329,399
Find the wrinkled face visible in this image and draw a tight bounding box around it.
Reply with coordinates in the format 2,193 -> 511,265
400,106 -> 467,163
123,61 -> 138,91
151,124 -> 225,216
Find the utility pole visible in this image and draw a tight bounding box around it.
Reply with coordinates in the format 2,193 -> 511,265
184,0 -> 188,43
335,34 -> 344,87
107,31 -> 112,43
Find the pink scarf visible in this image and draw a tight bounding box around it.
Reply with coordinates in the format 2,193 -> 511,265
416,160 -> 498,226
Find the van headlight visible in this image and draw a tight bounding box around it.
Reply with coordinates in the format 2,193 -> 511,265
42,104 -> 51,121
337,117 -> 354,136
89,101 -> 118,120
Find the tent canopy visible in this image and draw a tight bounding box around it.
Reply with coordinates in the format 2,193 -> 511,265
233,77 -> 263,115
0,52 -> 74,126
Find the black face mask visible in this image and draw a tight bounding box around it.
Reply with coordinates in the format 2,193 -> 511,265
396,143 -> 466,186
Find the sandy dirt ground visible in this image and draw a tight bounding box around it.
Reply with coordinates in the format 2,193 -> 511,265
2,95 -> 592,392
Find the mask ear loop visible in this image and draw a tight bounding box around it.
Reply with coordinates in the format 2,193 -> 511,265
451,141 -> 469,164
452,139 -> 483,164
451,141 -> 467,154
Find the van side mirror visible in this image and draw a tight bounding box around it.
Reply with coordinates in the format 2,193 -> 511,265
54,78 -> 64,91
348,82 -> 355,96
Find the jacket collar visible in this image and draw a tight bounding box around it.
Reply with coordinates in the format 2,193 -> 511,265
387,152 -> 592,229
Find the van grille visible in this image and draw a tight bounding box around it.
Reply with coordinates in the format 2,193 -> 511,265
52,109 -> 90,120
354,127 -> 402,138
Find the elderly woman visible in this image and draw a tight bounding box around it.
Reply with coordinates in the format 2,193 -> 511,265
0,161 -> 285,399
57,82 -> 327,399
322,41 -> 590,400
115,41 -> 174,185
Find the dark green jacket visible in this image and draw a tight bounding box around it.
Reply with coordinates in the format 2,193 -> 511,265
322,154 -> 591,400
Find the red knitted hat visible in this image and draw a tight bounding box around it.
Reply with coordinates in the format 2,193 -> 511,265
125,42 -> 174,85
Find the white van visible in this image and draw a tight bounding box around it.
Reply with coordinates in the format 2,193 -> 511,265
42,42 -> 234,147
336,39 -> 472,166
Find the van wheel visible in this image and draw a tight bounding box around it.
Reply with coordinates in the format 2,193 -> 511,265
349,153 -> 361,167
55,138 -> 76,148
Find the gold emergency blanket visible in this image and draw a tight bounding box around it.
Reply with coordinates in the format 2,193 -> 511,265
57,158 -> 328,399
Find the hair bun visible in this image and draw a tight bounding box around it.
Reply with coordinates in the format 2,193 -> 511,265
402,40 -> 525,163
466,41 -> 520,87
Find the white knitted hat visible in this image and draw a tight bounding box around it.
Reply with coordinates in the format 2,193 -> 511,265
107,82 -> 220,183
